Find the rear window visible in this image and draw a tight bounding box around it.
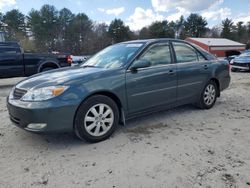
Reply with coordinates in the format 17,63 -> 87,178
190,43 -> 216,60
173,42 -> 199,63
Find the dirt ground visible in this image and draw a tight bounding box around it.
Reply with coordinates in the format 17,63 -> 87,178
0,73 -> 250,188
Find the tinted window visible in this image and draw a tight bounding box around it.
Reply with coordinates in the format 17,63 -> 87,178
134,43 -> 171,67
0,48 -> 20,54
173,42 -> 200,63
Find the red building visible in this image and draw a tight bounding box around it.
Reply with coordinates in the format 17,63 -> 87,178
186,37 -> 246,57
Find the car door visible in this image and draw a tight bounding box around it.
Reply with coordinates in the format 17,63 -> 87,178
126,42 -> 177,114
0,47 -> 23,77
172,42 -> 211,105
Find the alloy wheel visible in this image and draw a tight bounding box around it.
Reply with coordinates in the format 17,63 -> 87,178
84,103 -> 114,137
203,84 -> 216,106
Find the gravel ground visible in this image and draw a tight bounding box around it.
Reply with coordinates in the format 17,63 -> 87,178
0,73 -> 250,188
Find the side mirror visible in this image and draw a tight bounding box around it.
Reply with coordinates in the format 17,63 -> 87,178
130,59 -> 151,72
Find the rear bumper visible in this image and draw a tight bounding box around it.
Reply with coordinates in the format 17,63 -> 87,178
7,97 -> 78,133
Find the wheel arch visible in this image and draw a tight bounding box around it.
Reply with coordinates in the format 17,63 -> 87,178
210,77 -> 220,97
88,91 -> 123,110
73,90 -> 124,128
37,60 -> 60,72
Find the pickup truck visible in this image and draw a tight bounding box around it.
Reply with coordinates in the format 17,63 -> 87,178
0,42 -> 72,78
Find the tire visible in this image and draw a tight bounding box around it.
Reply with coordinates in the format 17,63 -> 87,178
197,80 -> 218,109
41,67 -> 57,72
231,67 -> 238,72
74,95 -> 119,143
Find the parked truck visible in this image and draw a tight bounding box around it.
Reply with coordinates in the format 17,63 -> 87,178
0,42 -> 72,78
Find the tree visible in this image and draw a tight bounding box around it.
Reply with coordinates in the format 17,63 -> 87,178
247,22 -> 250,37
147,21 -> 175,38
27,5 -> 59,51
108,19 -> 130,43
2,9 -> 26,40
39,5 -> 59,51
0,12 -> 4,30
220,18 -> 234,39
236,21 -> 247,43
210,26 -> 220,38
168,21 -> 176,38
184,13 -> 207,37
57,8 -> 75,51
68,13 -> 93,54
92,23 -> 111,52
149,21 -> 167,38
139,27 -> 150,39
175,15 -> 186,39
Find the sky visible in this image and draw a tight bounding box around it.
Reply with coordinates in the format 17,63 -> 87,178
0,0 -> 250,30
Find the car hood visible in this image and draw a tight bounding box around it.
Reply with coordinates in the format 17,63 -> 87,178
16,67 -> 106,90
234,56 -> 250,63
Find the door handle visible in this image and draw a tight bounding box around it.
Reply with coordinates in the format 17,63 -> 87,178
204,65 -> 208,69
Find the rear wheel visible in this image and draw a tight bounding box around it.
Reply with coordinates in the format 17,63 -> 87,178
197,80 -> 218,109
74,95 -> 119,143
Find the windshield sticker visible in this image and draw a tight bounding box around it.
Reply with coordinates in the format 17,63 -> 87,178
126,43 -> 143,48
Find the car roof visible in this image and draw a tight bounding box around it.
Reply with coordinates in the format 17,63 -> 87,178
121,38 -> 187,45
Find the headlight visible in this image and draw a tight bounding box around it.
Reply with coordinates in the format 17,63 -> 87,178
21,86 -> 69,101
9,86 -> 15,100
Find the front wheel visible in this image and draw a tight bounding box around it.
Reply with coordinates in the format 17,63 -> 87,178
74,95 -> 119,143
197,80 -> 218,109
231,67 -> 238,72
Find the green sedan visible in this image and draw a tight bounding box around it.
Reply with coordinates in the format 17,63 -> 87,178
7,39 -> 231,142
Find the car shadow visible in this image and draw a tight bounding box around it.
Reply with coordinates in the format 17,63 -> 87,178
124,104 -> 197,129
23,104 -> 199,148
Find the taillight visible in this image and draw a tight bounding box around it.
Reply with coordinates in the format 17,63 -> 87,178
67,55 -> 73,64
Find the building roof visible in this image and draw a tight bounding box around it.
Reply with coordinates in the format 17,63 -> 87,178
187,37 -> 245,47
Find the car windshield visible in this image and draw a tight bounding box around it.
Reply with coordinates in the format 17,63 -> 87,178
81,43 -> 144,69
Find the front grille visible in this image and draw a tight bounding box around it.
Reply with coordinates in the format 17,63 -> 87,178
13,88 -> 27,100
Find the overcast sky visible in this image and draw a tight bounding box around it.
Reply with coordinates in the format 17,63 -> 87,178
0,0 -> 250,30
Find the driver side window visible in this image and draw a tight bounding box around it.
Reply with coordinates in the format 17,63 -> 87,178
133,43 -> 171,68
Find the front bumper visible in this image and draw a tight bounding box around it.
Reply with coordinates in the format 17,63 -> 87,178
231,62 -> 250,70
7,97 -> 78,133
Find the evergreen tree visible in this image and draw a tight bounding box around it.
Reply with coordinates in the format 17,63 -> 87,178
108,19 -> 130,43
184,13 -> 207,37
2,9 -> 26,40
221,18 -> 234,39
